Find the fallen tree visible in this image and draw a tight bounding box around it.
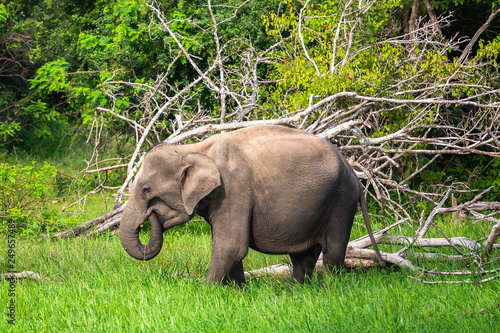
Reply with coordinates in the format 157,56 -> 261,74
49,207 -> 124,238
51,1 -> 499,282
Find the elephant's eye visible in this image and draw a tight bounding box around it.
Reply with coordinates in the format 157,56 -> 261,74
142,187 -> 151,197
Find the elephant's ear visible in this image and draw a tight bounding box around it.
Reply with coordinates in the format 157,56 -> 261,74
181,153 -> 221,215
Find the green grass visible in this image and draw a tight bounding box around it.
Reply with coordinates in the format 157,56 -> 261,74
3,132 -> 499,332
1,218 -> 499,332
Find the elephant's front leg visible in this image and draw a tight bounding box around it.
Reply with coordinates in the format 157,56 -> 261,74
207,240 -> 248,287
205,196 -> 251,286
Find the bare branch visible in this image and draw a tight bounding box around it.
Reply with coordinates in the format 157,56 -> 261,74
0,271 -> 42,281
416,187 -> 494,239
85,164 -> 128,174
484,222 -> 500,254
297,0 -> 321,76
458,7 -> 500,64
410,275 -> 499,285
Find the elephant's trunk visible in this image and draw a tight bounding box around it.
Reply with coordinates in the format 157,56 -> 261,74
120,209 -> 163,261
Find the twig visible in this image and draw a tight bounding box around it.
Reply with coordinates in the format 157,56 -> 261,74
0,271 -> 42,280
410,275 -> 499,285
416,187 -> 494,239
297,0 -> 320,76
85,164 -> 128,174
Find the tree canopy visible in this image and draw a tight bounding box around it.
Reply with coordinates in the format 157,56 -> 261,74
1,0 -> 499,209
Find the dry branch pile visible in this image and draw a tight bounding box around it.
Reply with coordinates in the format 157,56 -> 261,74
53,1 -> 499,283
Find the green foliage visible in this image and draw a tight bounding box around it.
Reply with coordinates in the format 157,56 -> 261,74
263,0 -> 499,113
22,100 -> 63,139
0,3 -> 7,22
0,162 -> 62,236
447,155 -> 500,201
263,0 -> 402,111
0,121 -> 20,141
30,60 -> 70,93
28,0 -> 153,130
0,0 -> 155,151
0,0 -> 278,152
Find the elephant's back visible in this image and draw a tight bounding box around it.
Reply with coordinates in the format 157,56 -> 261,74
224,125 -> 347,181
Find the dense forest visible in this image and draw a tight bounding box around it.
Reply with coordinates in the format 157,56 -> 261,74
1,0 -> 499,233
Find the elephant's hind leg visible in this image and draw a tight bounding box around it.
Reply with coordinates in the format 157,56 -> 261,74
321,202 -> 356,275
321,243 -> 348,274
321,226 -> 353,274
290,244 -> 322,283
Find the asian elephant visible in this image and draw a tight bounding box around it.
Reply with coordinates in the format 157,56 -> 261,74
119,125 -> 384,286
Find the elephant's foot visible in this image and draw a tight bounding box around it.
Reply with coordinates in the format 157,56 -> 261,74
206,259 -> 246,287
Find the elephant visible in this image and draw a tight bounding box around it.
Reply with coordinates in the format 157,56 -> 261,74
119,125 -> 384,286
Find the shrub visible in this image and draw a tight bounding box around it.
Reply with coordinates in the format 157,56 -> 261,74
0,162 -> 63,236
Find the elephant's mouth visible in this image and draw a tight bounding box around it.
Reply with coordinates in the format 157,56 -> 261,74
142,210 -> 164,237
145,209 -> 163,227
140,210 -> 161,232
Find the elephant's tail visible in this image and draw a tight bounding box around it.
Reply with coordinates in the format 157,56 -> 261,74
359,193 -> 386,268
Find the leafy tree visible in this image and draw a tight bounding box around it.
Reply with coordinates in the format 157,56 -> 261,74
261,0 -> 499,200
0,0 -> 278,154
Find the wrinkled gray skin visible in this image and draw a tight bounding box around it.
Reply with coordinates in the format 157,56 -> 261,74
120,125 -> 384,286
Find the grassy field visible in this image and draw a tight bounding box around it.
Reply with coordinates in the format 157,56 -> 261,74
1,215 -> 499,332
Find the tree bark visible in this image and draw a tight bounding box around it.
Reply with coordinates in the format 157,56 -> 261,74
484,222 -> 500,254
408,0 -> 421,42
422,0 -> 443,37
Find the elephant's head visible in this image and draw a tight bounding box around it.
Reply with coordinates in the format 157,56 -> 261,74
120,147 -> 221,260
